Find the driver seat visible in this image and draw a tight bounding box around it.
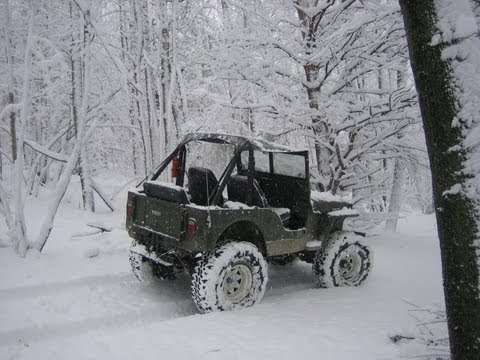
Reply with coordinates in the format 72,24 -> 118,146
187,167 -> 218,206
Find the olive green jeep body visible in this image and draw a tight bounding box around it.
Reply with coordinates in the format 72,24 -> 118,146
126,133 -> 358,279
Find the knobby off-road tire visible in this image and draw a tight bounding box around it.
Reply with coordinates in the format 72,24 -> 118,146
191,241 -> 268,313
313,231 -> 373,288
129,251 -> 155,283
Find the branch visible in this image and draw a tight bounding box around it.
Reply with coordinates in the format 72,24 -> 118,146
91,180 -> 115,212
0,148 -> 13,163
86,222 -> 114,232
0,103 -> 20,121
24,139 -> 68,162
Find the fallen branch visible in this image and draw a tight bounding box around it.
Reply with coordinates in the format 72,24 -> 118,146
86,222 -> 114,233
71,229 -> 102,238
389,334 -> 415,343
91,180 -> 115,212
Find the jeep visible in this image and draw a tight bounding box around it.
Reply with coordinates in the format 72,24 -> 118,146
126,133 -> 372,312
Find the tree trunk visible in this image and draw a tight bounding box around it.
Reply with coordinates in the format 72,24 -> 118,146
399,1 -> 480,358
385,158 -> 406,232
0,182 -> 13,235
79,146 -> 95,212
3,0 -> 17,163
78,5 -> 95,211
296,6 -> 333,188
0,0 -> 17,167
33,0 -> 95,251
12,0 -> 37,256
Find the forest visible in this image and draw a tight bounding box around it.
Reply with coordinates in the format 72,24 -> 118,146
2,0 -> 480,359
0,0 -> 432,252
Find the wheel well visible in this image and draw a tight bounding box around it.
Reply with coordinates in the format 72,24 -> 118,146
218,221 -> 266,256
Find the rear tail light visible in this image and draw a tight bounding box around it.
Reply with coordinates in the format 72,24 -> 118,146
127,200 -> 134,217
186,218 -> 197,238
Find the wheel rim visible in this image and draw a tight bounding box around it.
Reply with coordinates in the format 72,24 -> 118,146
338,248 -> 363,281
222,263 -> 253,304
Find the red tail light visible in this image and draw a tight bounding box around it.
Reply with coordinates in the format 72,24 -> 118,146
127,200 -> 134,217
186,218 -> 197,238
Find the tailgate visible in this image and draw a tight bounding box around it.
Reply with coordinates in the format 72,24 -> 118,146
131,192 -> 186,240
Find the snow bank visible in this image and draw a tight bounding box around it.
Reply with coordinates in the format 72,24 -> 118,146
0,214 -> 444,360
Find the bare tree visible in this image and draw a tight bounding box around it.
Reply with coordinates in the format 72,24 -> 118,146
12,0 -> 36,256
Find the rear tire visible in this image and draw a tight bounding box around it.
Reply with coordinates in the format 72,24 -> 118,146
313,231 -> 373,288
129,251 -> 155,282
191,241 -> 268,313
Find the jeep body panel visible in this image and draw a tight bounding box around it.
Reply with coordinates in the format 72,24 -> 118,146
185,205 -> 312,256
128,192 -> 314,257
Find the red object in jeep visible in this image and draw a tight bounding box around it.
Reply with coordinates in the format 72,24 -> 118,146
171,155 -> 181,178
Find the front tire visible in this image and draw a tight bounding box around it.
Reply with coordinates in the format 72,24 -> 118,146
313,231 -> 373,288
191,241 -> 268,313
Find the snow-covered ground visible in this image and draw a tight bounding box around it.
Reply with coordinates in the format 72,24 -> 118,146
0,190 -> 446,359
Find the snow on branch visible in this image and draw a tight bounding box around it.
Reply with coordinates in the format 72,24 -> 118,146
0,103 -> 21,121
24,139 -> 68,162
0,148 -> 13,163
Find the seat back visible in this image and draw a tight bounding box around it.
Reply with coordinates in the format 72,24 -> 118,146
143,181 -> 189,204
187,167 -> 218,206
227,175 -> 268,207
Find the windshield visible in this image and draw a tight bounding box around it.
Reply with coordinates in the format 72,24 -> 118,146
240,151 -> 306,178
186,141 -> 236,179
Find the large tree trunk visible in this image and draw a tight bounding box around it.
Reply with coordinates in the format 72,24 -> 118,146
399,1 -> 480,358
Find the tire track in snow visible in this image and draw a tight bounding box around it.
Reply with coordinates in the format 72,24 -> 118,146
0,261 -> 314,347
0,272 -> 196,346
0,298 -> 197,347
0,273 -> 134,301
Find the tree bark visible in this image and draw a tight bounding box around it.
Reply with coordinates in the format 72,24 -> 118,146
385,158 -> 406,232
399,1 -> 480,358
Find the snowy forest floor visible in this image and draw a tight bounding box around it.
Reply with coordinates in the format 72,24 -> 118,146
0,179 -> 446,359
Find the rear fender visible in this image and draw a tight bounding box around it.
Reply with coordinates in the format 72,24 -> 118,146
218,221 -> 266,256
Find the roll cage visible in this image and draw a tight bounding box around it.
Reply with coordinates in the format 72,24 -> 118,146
140,133 -> 310,211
